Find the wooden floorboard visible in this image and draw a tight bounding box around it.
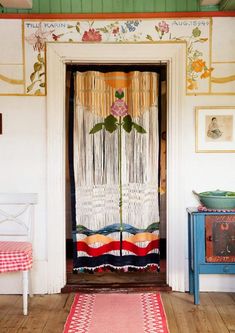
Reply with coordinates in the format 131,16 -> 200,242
209,293 -> 235,332
0,292 -> 234,333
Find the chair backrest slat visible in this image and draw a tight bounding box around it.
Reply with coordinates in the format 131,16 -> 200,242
0,193 -> 37,242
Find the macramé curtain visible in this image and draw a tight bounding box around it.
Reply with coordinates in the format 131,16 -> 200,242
72,71 -> 160,272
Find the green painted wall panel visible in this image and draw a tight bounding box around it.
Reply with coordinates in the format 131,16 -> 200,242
133,1 -> 144,12
5,7 -> 30,13
200,5 -> 219,11
143,0 -> 155,12
102,0 -> 114,12
17,9 -> 30,13
187,0 -> 199,11
61,0 -> 72,13
122,0 -> 134,13
31,0 -> 40,13
81,0 -> 92,13
177,0 -> 187,12
166,0 -> 176,11
5,8 -> 19,13
50,0 -> 61,13
71,0 -> 82,12
0,0 -> 208,14
92,0 -> 103,12
112,0 -> 124,13
39,0 -> 50,13
155,0 -> 166,12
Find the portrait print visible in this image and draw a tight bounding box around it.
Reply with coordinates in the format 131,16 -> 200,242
196,106 -> 235,152
205,115 -> 233,142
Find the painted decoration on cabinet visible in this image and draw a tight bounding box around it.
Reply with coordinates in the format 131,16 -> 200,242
23,18 -> 212,95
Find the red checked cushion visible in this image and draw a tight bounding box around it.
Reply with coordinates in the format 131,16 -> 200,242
0,241 -> 33,273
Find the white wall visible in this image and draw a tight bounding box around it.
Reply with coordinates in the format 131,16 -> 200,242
0,96 -> 48,293
0,16 -> 235,293
183,95 -> 235,292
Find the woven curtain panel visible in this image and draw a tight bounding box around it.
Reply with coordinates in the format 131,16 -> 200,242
73,71 -> 160,272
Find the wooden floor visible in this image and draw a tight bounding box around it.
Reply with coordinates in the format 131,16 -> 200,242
0,292 -> 235,332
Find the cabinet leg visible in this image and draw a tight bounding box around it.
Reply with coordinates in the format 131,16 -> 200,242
193,272 -> 200,305
188,213 -> 194,295
189,268 -> 194,294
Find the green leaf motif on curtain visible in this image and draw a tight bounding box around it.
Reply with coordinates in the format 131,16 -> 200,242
89,122 -> 104,134
104,114 -> 118,133
132,122 -> 147,133
115,89 -> 125,99
122,115 -> 133,133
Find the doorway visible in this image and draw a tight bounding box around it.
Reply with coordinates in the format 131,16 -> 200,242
46,42 -> 186,293
64,63 -> 168,291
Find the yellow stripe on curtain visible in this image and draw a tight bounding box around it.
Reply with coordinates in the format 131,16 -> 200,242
79,232 -> 159,246
75,71 -> 158,117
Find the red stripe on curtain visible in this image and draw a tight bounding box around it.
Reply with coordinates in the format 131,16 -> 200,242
76,239 -> 159,257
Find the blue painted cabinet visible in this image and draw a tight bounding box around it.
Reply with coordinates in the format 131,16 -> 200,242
187,208 -> 235,304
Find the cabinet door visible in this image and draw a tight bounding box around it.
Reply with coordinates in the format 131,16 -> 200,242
205,215 -> 235,263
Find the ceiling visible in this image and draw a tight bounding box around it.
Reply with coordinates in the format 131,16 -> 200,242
0,0 -> 235,12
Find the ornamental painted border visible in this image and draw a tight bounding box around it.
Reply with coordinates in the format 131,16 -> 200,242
23,18 -> 212,96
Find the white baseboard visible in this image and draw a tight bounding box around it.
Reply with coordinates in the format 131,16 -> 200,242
200,275 -> 235,292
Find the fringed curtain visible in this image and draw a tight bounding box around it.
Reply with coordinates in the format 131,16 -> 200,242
72,71 -> 160,272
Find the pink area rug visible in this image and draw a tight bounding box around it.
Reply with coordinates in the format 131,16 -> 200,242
63,293 -> 169,333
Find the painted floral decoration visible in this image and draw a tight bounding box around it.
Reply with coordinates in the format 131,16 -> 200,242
26,22 -> 52,52
155,21 -> 170,40
96,20 -> 141,42
25,23 -> 48,94
187,27 -> 214,90
82,28 -> 102,42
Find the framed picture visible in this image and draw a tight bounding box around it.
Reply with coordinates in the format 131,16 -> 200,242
195,106 -> 235,153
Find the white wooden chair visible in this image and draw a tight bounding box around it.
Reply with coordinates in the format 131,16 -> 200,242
0,193 -> 37,315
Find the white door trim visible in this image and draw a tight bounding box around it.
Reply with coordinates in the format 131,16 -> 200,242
46,42 -> 186,293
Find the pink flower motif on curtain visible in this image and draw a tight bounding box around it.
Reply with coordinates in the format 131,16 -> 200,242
111,97 -> 128,117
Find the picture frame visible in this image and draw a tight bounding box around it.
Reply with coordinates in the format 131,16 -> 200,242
195,106 -> 235,153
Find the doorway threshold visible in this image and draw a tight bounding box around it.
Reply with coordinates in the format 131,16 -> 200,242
62,271 -> 171,293
62,258 -> 171,293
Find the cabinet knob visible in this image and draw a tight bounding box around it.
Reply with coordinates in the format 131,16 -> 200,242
207,236 -> 213,241
223,266 -> 229,273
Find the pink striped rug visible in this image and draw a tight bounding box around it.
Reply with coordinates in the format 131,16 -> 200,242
63,293 -> 169,333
